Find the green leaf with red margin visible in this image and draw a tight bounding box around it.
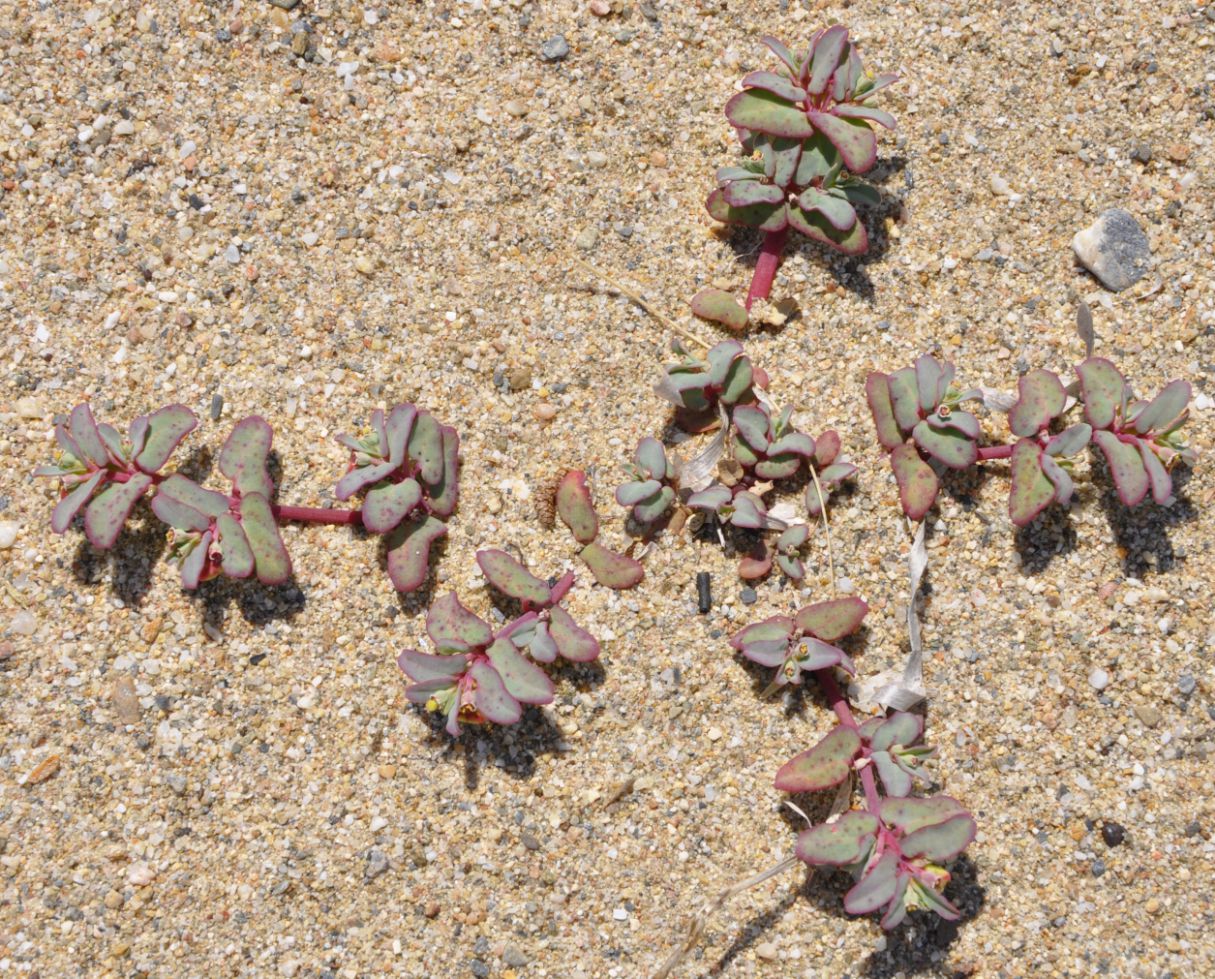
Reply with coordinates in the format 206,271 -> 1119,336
866,373 -> 904,451
84,474 -> 153,549
385,515 -> 447,593
1076,358 -> 1126,430
795,811 -> 879,867
690,288 -> 747,332
787,203 -> 868,256
724,90 -> 815,139
774,726 -> 861,793
890,443 -> 939,520
486,637 -> 554,705
1009,438 -> 1056,527
1093,430 -> 1149,506
807,110 -> 877,173
426,592 -> 493,652
476,548 -> 551,606
1008,369 -> 1066,438
901,812 -> 977,862
549,605 -> 600,662
557,470 -> 599,544
794,596 -> 868,641
134,405 -> 197,474
579,541 -> 643,589
51,470 -> 106,534
239,492 -> 292,585
216,513 -> 255,578
218,416 -> 274,499
912,419 -> 977,469
706,188 -> 789,233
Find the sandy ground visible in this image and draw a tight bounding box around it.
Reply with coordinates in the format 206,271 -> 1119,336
0,0 -> 1213,976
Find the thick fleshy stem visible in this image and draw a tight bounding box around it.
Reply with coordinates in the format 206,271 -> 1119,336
816,667 -> 883,813
272,504 -> 363,526
976,444 -> 1014,461
745,227 -> 789,311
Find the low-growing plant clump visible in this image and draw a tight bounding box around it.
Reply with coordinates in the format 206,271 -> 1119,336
702,27 -> 897,318
615,338 -> 856,582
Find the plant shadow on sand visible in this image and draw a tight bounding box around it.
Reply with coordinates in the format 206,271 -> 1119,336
412,705 -> 567,791
1094,460 -> 1195,578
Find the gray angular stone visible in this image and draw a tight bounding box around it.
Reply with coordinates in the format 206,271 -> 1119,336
1072,208 -> 1151,292
541,35 -> 570,62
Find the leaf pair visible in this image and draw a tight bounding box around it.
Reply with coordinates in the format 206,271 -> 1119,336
654,340 -> 755,414
616,437 -> 678,527
729,596 -> 867,688
555,471 -> 644,590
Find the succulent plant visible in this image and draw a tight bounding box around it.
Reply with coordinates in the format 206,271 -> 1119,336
706,28 -> 897,310
731,596 -> 976,931
554,470 -> 644,590
38,402 -> 197,550
654,340 -> 758,421
867,345 -> 1195,527
615,437 -> 679,528
334,404 -> 460,592
38,400 -> 463,595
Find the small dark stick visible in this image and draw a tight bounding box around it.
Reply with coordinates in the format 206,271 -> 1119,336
696,571 -> 711,614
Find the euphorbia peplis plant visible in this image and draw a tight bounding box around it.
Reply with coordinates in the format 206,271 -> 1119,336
37,401 -> 462,593
731,597 -> 976,928
866,351 -> 1195,526
706,27 -> 897,313
616,339 -> 856,582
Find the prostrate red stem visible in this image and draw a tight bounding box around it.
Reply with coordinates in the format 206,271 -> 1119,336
816,667 -> 883,813
977,444 -> 1014,461
272,504 -> 363,526
745,227 -> 789,311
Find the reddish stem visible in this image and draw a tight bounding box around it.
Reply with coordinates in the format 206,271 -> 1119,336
272,504 -> 363,526
816,668 -> 883,813
745,227 -> 789,311
977,444 -> 1013,461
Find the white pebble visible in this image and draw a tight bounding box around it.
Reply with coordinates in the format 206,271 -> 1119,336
127,862 -> 155,886
1089,668 -> 1109,691
10,610 -> 36,635
114,119 -> 135,136
0,521 -> 19,549
612,907 -> 628,921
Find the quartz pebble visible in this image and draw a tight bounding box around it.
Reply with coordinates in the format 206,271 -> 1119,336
0,521 -> 18,549
1072,208 -> 1151,292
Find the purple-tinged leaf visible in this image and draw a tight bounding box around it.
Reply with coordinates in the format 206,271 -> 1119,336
738,540 -> 773,580
776,554 -> 804,579
705,340 -> 745,386
880,795 -> 967,835
913,420 -> 977,469
778,524 -> 810,552
362,477 -> 422,534
717,165 -> 761,184
179,530 -> 213,590
856,72 -> 899,99
873,751 -> 913,797
806,24 -> 848,95
127,415 -> 149,460
901,812 -> 977,862
385,515 -> 447,593
150,492 -> 211,533
733,406 -> 770,452
740,70 -> 807,103
617,479 -> 663,507
890,443 -> 939,521
705,188 -> 789,234
722,178 -> 785,208
925,409 -> 980,441
549,605 -> 600,662
774,726 -> 860,793
1008,369 -> 1066,438
239,492 -> 292,585
807,110 -> 877,173
428,424 -> 460,518
1139,443 -> 1173,505
84,473 -> 153,549
579,541 -> 643,590
871,712 -> 922,751
468,661 -> 521,726
799,186 -> 856,231
1041,453 -> 1075,506
557,470 -> 599,544
69,404 -> 110,467
768,432 -> 816,458
426,592 -> 492,652
158,473 -> 228,518
879,877 -> 911,930
687,484 -> 732,512
728,491 -> 768,530
787,204 -> 869,256
729,616 -> 795,651
335,460 -> 397,502
794,636 -> 855,673
1093,430 -> 1149,507
218,416 -> 274,499
844,853 -> 901,915
760,35 -> 800,76
1009,438 -> 1056,527
1047,423 -> 1092,458
527,621 -> 560,663
724,90 -> 815,139
818,462 -> 857,486
134,405 -> 197,474
887,367 -> 923,432
549,571 -> 575,604
51,470 -> 106,534
216,513 -> 254,578
55,423 -> 86,464
486,637 -> 554,705
690,288 -> 747,332
866,373 -> 904,451
634,486 -> 675,524
1076,358 -> 1126,430
815,430 -> 841,467
97,424 -> 126,465
762,136 -> 802,187
384,404 -> 417,465
795,131 -> 836,185
795,597 -> 867,642
835,103 -> 896,129
635,437 -> 669,480
914,357 -> 946,414
795,811 -> 879,867
407,411 -> 444,486
1130,379 -> 1190,435
370,409 -> 389,458
476,549 -> 551,606
403,676 -> 457,706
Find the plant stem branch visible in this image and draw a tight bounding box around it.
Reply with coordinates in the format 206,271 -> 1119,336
977,444 -> 1013,461
816,668 -> 883,813
568,256 -> 710,352
745,227 -> 789,311
272,504 -> 363,526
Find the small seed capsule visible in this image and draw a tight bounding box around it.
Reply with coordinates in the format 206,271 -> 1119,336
696,571 -> 711,614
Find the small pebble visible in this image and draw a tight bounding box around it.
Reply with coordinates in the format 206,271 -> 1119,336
0,521 -> 18,549
739,587 -> 757,605
696,571 -> 711,613
612,907 -> 628,921
541,35 -> 570,62
756,942 -> 778,960
1072,208 -> 1151,292
364,849 -> 389,880
1101,822 -> 1126,847
165,774 -> 187,796
534,404 -> 558,422
210,394 -> 224,421
127,862 -> 156,886
1088,668 -> 1109,691
10,610 -> 37,636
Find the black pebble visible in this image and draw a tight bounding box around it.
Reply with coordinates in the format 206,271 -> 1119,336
696,572 -> 711,613
1101,822 -> 1126,847
740,586 -> 757,605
